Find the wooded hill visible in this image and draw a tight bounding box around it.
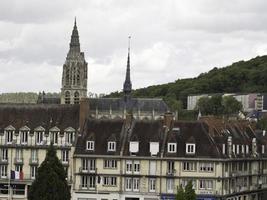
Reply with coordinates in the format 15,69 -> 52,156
108,55 -> 267,110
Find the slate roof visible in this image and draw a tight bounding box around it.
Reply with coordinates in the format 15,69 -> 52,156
89,97 -> 169,112
0,104 -> 79,134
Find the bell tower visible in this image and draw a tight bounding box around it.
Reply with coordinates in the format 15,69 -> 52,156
61,18 -> 88,104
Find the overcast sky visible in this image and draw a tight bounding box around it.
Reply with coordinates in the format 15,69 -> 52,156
1,0 -> 267,94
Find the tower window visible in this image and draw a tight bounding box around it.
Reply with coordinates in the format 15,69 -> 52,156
65,91 -> 70,104
74,91 -> 79,104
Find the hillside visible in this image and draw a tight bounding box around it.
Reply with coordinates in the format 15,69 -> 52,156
108,55 -> 267,110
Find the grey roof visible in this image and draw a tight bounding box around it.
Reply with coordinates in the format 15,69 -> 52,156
89,97 -> 169,112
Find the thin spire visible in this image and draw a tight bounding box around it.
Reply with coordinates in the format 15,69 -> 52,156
69,17 -> 80,54
123,36 -> 132,96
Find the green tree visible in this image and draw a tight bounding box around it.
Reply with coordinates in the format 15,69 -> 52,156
184,181 -> 196,200
28,144 -> 70,200
222,96 -> 243,116
196,96 -> 212,115
176,184 -> 185,200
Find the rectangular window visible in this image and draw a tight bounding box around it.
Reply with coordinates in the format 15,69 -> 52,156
126,160 -> 132,173
86,141 -> 94,151
1,165 -> 7,178
199,162 -> 214,172
199,180 -> 213,190
181,179 -> 196,189
21,131 -> 28,144
104,159 -> 117,169
183,162 -> 196,171
167,179 -> 174,193
150,142 -> 159,156
31,149 -> 38,163
133,178 -> 140,191
15,149 -> 22,162
103,176 -> 117,186
81,176 -> 88,188
82,159 -> 95,172
66,132 -> 74,144
129,141 -> 139,154
15,165 -> 22,172
167,143 -> 177,153
1,149 -> 8,161
6,131 -> 13,144
125,177 -> 132,191
133,160 -> 140,174
186,143 -> 196,154
107,141 -> 116,152
88,176 -> 96,189
36,132 -> 43,145
149,178 -> 156,192
62,150 -> 69,163
31,166 -> 37,179
167,161 -> 175,174
51,132 -> 58,144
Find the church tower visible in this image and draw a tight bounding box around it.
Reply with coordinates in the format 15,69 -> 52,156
61,19 -> 88,104
123,36 -> 132,102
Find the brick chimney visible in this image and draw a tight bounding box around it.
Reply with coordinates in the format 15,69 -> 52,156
79,98 -> 89,134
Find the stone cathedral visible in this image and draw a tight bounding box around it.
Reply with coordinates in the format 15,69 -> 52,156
61,19 -> 88,104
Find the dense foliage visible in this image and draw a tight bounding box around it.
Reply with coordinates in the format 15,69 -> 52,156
107,55 -> 267,110
176,181 -> 196,200
28,144 -> 70,200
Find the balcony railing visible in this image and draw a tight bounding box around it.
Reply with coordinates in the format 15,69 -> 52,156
29,158 -> 39,165
79,167 -> 97,174
14,157 -> 23,164
79,185 -> 96,191
0,157 -> 8,164
166,169 -> 176,176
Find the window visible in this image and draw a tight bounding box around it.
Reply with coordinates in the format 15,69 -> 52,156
199,162 -> 214,172
6,131 -> 13,144
186,143 -> 196,154
88,176 -> 96,189
149,178 -> 156,192
82,158 -> 95,172
246,145 -> 249,154
167,179 -> 174,193
150,142 -> 159,156
66,132 -> 74,144
133,178 -> 140,191
181,179 -> 196,189
51,132 -> 58,144
81,176 -> 88,188
103,177 -> 117,186
81,176 -> 96,189
262,145 -> 265,154
21,131 -> 28,144
1,149 -> 8,161
65,91 -> 70,104
62,150 -> 69,163
104,160 -> 117,169
199,180 -> 213,190
86,141 -> 94,151
1,165 -> 7,178
31,166 -> 37,179
129,141 -> 139,154
183,162 -> 196,171
125,177 -> 132,191
15,149 -> 22,162
31,149 -> 38,163
36,132 -> 43,145
15,165 -> 23,172
167,143 -> 176,153
150,161 -> 156,175
74,91 -> 79,104
133,160 -> 140,174
107,141 -> 116,152
167,161 -> 175,174
126,160 -> 132,173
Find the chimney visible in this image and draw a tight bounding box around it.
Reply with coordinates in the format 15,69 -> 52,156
79,98 -> 89,134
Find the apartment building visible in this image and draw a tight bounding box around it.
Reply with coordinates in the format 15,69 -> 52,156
0,104 -> 79,199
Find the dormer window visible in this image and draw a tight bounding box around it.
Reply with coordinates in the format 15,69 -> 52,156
150,142 -> 159,156
6,130 -> 14,144
21,131 -> 28,144
51,132 -> 59,145
36,132 -> 44,145
86,141 -> 95,151
167,143 -> 177,153
186,143 -> 195,154
108,141 -> 116,152
129,141 -> 139,155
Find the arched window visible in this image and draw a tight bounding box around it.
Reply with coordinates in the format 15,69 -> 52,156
74,91 -> 79,104
65,91 -> 70,104
65,68 -> 70,86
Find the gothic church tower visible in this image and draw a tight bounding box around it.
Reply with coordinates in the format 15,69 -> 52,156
61,19 -> 88,104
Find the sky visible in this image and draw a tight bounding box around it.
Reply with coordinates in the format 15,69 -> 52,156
1,0 -> 267,95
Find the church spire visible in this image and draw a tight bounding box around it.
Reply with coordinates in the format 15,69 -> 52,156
123,36 -> 132,96
69,17 -> 80,54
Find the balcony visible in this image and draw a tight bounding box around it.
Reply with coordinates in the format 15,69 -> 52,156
14,157 -> 23,164
79,167 -> 97,174
166,169 -> 176,176
60,159 -> 69,166
29,158 -> 39,165
0,158 -> 8,164
78,185 -> 96,191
